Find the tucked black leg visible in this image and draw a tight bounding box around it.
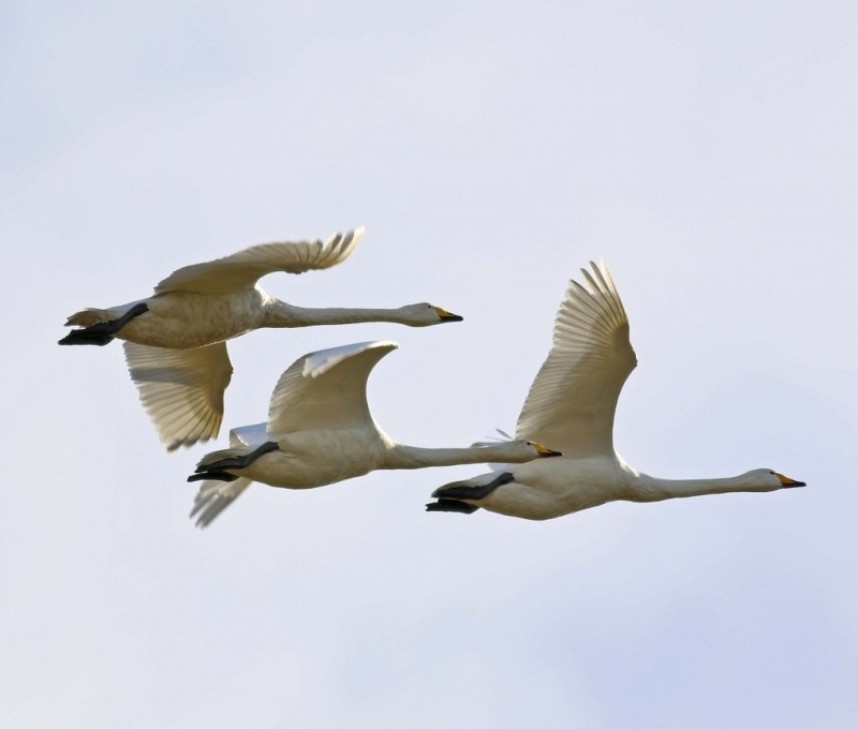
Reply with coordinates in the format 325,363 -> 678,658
425,498 -> 480,514
58,302 -> 150,346
431,471 -> 515,501
187,470 -> 240,483
193,441 -> 279,475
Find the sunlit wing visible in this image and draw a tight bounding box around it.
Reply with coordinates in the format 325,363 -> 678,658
154,227 -> 364,295
123,341 -> 233,450
515,261 -> 637,458
266,340 -> 398,434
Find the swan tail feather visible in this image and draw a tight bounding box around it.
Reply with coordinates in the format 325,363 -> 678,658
64,308 -> 111,327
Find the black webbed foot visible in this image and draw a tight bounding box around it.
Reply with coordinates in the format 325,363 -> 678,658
58,329 -> 115,346
431,471 -> 515,501
196,456 -> 249,471
58,302 -> 149,346
187,470 -> 240,483
425,499 -> 480,514
189,441 -> 279,483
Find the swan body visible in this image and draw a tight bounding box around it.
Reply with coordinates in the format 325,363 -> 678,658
427,262 -> 805,519
58,228 -> 463,450
189,341 -> 560,527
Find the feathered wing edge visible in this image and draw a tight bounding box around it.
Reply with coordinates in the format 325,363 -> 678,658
514,260 -> 636,457
123,341 -> 233,450
265,340 -> 398,434
154,228 -> 365,295
190,477 -> 253,528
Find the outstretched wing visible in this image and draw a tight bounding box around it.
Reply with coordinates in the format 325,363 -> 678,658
266,340 -> 398,434
154,228 -> 364,295
515,261 -> 637,458
190,477 -> 253,528
123,341 -> 233,450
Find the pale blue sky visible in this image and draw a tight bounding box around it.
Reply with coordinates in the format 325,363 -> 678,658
3,1 -> 857,727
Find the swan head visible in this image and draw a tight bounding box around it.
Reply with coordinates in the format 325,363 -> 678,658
481,439 -> 561,464
529,441 -> 563,458
745,468 -> 806,491
400,303 -> 464,327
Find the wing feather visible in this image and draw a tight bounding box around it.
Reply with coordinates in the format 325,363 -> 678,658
266,341 -> 398,434
190,477 -> 253,528
123,341 -> 233,450
154,228 -> 364,295
515,261 -> 636,457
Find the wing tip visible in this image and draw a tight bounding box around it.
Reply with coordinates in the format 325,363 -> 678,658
299,339 -> 399,378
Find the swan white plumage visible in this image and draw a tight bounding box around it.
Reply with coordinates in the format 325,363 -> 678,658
188,340 -> 560,527
58,228 -> 463,450
427,261 -> 805,519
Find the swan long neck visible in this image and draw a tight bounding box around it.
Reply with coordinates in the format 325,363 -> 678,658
628,471 -> 769,502
263,301 -> 414,328
383,442 -> 537,470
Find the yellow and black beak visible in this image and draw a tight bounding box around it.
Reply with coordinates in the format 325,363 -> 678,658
533,442 -> 563,458
432,306 -> 464,322
776,472 -> 806,488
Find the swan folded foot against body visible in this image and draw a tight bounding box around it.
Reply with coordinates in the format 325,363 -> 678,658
188,441 -> 279,482
188,470 -> 240,483
425,499 -> 480,514
58,303 -> 149,346
425,472 -> 515,514
432,471 -> 514,501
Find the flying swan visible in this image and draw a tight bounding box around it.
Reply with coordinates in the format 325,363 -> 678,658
187,340 -> 561,527
58,228 -> 462,450
427,261 -> 805,519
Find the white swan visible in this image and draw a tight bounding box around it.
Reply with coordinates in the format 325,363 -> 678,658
427,261 -> 805,519
188,340 -> 561,527
58,228 -> 463,450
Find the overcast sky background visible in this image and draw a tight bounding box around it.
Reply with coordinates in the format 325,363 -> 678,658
3,1 -> 858,726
